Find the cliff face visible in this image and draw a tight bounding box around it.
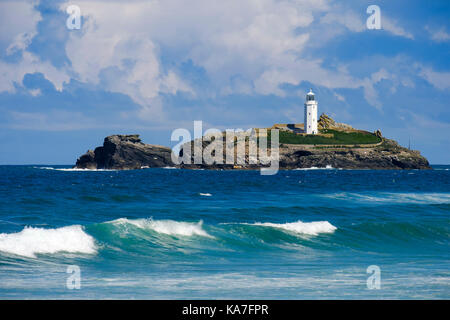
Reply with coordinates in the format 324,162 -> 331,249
75,135 -> 172,169
277,139 -> 430,169
178,137 -> 430,170
75,134 -> 431,170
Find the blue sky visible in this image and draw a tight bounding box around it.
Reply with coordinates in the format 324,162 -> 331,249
0,0 -> 449,164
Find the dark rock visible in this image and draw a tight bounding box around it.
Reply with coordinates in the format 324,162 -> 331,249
275,138 -> 431,170
179,135 -> 431,170
75,134 -> 173,169
75,150 -> 96,169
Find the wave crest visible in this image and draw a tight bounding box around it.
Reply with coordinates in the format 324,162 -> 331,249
294,165 -> 334,170
250,220 -> 337,236
110,218 -> 212,237
0,225 -> 97,258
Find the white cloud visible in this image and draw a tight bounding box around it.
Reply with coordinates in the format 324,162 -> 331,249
370,68 -> 390,83
28,88 -> 41,96
382,16 -> 414,40
334,92 -> 345,101
253,57 -> 364,97
0,0 -> 41,53
53,0 -> 343,119
6,31 -> 36,55
62,0 -> 322,85
358,68 -> 392,111
320,6 -> 413,40
0,1 -> 69,93
418,66 -> 450,90
0,0 -> 425,121
61,1 -> 198,118
0,51 -> 70,93
320,10 -> 365,32
425,26 -> 450,43
0,0 -> 392,110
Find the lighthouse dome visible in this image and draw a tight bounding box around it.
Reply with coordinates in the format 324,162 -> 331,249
306,88 -> 315,101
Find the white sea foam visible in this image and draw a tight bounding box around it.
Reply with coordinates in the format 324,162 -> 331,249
199,193 -> 212,197
324,192 -> 450,204
36,167 -> 116,172
0,225 -> 97,258
294,165 -> 334,170
111,218 -> 212,237
55,168 -> 116,172
163,166 -> 178,169
249,220 -> 337,236
34,166 -> 55,170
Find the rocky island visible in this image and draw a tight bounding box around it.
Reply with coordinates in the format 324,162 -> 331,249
75,134 -> 173,170
74,114 -> 431,170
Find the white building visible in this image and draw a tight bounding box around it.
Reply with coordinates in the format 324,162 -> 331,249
304,89 -> 318,134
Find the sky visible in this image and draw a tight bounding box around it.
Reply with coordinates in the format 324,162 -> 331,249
0,0 -> 449,164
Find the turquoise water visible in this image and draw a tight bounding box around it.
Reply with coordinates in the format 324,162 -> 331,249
0,165 -> 449,299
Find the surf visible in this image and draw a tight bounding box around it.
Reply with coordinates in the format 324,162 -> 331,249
0,225 -> 97,258
247,220 -> 337,236
108,218 -> 212,237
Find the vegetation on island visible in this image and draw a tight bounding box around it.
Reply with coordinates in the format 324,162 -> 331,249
266,129 -> 382,146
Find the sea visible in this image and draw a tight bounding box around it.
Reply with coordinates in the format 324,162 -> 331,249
0,165 -> 449,299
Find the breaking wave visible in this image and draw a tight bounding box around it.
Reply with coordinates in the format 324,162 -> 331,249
0,218 -> 336,259
2,215 -> 448,261
0,225 -> 97,258
294,165 -> 335,170
245,220 -> 337,236
108,218 -> 212,237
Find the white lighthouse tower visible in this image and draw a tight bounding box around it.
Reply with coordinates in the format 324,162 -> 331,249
304,88 -> 318,134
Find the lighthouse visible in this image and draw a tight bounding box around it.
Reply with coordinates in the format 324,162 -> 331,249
304,89 -> 318,134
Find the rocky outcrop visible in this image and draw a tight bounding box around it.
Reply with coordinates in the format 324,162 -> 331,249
75,135 -> 173,169
318,113 -> 354,131
276,138 -> 430,169
176,134 -> 430,170
74,133 -> 431,170
318,113 -> 335,130
375,129 -> 382,138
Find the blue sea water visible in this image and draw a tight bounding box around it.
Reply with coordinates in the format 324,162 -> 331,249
0,165 -> 449,299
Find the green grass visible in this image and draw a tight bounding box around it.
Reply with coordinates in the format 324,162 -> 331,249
265,129 -> 381,145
